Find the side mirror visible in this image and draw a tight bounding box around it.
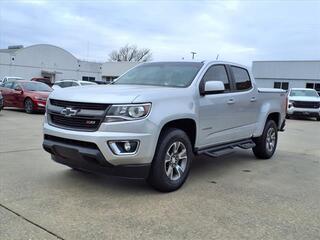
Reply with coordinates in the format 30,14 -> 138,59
14,86 -> 23,93
203,81 -> 225,95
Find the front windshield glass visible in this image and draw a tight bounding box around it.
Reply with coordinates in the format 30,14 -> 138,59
81,82 -> 96,86
114,62 -> 203,87
290,89 -> 319,97
21,82 -> 52,92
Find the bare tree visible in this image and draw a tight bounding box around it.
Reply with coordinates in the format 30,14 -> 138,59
109,44 -> 152,62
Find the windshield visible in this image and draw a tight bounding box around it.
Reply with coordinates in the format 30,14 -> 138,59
114,62 -> 204,87
21,82 -> 52,92
290,89 -> 319,97
81,82 -> 96,86
10,77 -> 24,81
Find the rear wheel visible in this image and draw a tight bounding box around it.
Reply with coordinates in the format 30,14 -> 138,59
317,117 -> 320,121
147,128 -> 193,192
252,120 -> 278,159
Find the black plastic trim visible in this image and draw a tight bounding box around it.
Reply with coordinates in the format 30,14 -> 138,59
42,136 -> 150,179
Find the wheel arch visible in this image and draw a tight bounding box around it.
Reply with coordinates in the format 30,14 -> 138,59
158,118 -> 197,151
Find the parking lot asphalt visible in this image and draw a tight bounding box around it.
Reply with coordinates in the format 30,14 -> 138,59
0,109 -> 319,240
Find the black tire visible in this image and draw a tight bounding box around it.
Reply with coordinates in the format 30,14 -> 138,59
286,114 -> 290,119
24,98 -> 34,114
252,120 -> 278,159
316,117 -> 320,121
147,128 -> 193,192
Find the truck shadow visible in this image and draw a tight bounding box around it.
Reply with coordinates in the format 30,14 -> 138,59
57,149 -> 257,195
190,150 -> 257,178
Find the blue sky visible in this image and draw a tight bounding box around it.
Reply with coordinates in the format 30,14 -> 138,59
0,0 -> 319,65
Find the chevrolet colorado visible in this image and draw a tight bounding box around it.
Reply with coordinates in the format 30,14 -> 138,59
43,61 -> 286,192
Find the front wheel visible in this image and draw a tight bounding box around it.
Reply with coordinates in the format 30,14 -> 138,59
147,128 -> 193,192
252,120 -> 278,159
316,117 -> 320,121
24,98 -> 34,114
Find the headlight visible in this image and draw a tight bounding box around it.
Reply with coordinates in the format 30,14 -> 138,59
105,103 -> 151,123
35,96 -> 47,101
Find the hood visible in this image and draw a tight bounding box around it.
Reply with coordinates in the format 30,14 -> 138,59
289,96 -> 320,102
48,84 -> 186,104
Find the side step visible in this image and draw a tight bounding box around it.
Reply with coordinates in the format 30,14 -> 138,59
197,139 -> 256,158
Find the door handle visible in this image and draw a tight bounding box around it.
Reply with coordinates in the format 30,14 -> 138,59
227,98 -> 235,104
250,97 -> 257,102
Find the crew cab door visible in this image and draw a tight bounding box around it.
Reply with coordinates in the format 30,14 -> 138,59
198,64 -> 259,148
198,64 -> 238,147
227,65 -> 260,133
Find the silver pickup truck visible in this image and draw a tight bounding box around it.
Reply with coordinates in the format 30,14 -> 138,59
43,61 -> 286,192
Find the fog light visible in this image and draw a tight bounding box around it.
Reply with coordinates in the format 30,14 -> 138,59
124,141 -> 131,152
108,140 -> 139,155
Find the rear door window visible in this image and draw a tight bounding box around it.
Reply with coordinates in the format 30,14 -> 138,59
231,66 -> 252,91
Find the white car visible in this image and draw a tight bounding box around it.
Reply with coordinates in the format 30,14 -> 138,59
287,88 -> 320,121
52,80 -> 97,89
0,76 -> 25,85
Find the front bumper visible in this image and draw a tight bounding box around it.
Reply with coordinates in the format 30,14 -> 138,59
43,135 -> 150,179
287,107 -> 320,117
43,118 -> 159,166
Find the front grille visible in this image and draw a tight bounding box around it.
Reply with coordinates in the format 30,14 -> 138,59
48,99 -> 109,131
293,101 -> 320,109
50,113 -> 101,130
50,99 -> 109,110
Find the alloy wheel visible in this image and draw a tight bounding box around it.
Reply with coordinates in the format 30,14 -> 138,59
164,141 -> 188,181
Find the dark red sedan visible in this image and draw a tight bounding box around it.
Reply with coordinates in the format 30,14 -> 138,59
0,80 -> 52,113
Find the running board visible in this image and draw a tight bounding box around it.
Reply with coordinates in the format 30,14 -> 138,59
197,139 -> 256,158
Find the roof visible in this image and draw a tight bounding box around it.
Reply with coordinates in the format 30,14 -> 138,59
252,61 -> 320,80
0,48 -> 20,54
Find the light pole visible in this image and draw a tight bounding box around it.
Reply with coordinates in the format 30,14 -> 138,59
190,51 -> 197,60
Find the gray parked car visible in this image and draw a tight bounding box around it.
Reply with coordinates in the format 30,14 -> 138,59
43,61 -> 286,192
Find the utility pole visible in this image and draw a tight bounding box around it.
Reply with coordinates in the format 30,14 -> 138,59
216,54 -> 220,60
190,51 -> 197,60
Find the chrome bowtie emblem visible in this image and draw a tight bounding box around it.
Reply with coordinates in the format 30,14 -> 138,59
60,107 -> 79,117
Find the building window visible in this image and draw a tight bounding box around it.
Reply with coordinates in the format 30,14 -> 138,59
282,82 -> 289,90
306,82 -> 320,94
274,81 -> 289,90
306,83 -> 314,89
82,76 -> 95,82
103,76 -> 118,83
274,82 -> 281,89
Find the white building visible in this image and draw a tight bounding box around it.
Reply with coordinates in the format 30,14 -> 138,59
252,61 -> 320,94
101,61 -> 139,82
0,44 -> 138,83
0,44 -> 102,83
